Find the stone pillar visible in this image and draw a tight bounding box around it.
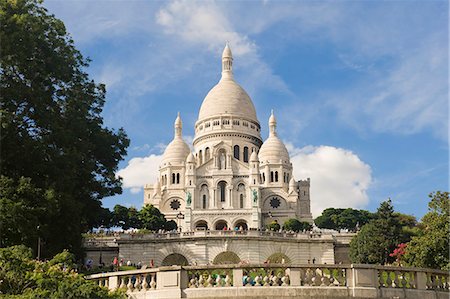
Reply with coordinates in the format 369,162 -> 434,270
108,275 -> 119,290
348,265 -> 379,298
416,271 -> 427,290
156,266 -> 188,298
233,268 -> 243,287
287,268 -> 301,286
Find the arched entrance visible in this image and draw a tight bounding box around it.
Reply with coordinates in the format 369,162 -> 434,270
213,251 -> 241,265
266,253 -> 291,264
161,253 -> 189,266
215,220 -> 228,230
195,220 -> 208,230
234,220 -> 248,230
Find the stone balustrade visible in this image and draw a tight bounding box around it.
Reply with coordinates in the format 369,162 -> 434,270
86,264 -> 448,299
115,229 -> 344,241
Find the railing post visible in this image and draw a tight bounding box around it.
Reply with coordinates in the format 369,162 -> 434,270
288,268 -> 301,286
233,268 -> 243,287
155,266 -> 186,298
108,275 -> 119,290
349,264 -> 378,298
416,271 -> 427,290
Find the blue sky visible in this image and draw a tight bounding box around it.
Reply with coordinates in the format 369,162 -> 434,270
45,0 -> 448,219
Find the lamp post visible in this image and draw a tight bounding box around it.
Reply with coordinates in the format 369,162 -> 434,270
176,212 -> 184,232
36,225 -> 41,261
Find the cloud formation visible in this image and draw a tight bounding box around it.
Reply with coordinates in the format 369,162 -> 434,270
288,144 -> 372,217
116,154 -> 163,194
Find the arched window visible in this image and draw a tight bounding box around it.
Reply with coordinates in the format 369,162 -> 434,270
176,173 -> 180,184
172,173 -> 176,184
240,194 -> 244,208
199,150 -> 203,165
287,173 -> 289,182
218,181 -> 227,202
233,145 -> 240,160
275,171 -> 278,182
270,171 -> 274,183
202,195 -> 207,209
262,173 -> 265,183
243,147 -> 249,162
205,147 -> 210,160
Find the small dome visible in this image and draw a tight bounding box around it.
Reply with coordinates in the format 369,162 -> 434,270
259,136 -> 290,164
161,138 -> 190,166
186,152 -> 195,163
161,113 -> 191,166
289,176 -> 296,187
250,151 -> 258,162
259,110 -> 290,164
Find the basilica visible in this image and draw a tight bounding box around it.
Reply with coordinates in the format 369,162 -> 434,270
144,44 -> 312,231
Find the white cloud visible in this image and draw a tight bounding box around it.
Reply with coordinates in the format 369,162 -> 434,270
116,154 -> 163,194
288,144 -> 372,217
156,1 -> 255,56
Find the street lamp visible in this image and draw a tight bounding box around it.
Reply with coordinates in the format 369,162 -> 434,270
36,225 -> 41,261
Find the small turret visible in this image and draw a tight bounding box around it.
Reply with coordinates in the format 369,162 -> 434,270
221,43 -> 233,80
289,176 -> 297,194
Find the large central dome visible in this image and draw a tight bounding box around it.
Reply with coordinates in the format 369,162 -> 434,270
197,44 -> 258,123
198,79 -> 257,121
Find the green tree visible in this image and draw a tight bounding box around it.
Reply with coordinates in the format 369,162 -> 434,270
165,220 -> 178,231
349,199 -> 403,264
111,205 -> 129,228
404,191 -> 449,270
283,218 -> 312,232
0,0 -> 129,258
0,245 -> 125,298
266,220 -> 281,231
138,204 -> 166,231
315,208 -> 374,230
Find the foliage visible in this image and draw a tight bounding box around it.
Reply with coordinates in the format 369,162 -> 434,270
108,204 -> 175,231
165,220 -> 178,231
349,199 -> 403,264
282,218 -> 312,232
0,0 -> 129,258
0,245 -> 125,298
314,208 -> 374,230
266,220 -> 281,231
138,204 -> 166,231
404,191 -> 449,270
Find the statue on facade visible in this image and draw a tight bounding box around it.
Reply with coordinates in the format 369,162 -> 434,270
252,189 -> 258,204
219,152 -> 226,170
186,191 -> 192,206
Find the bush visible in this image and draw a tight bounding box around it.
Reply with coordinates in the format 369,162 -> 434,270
283,218 -> 312,232
266,220 -> 281,231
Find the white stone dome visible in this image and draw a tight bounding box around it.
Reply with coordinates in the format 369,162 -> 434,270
161,113 -> 190,166
161,138 -> 190,166
197,44 -> 258,123
186,152 -> 195,163
259,111 -> 290,164
259,135 -> 290,164
198,79 -> 257,121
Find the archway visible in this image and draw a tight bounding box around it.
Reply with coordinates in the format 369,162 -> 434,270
266,253 -> 291,264
213,251 -> 241,265
161,253 -> 189,266
215,220 -> 228,230
195,220 -> 208,230
234,220 -> 248,230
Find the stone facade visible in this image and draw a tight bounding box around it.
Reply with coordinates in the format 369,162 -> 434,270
143,44 -> 312,232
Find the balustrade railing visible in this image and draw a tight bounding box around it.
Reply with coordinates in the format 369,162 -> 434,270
86,264 -> 448,297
